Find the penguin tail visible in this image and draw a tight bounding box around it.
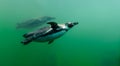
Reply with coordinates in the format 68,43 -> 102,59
21,40 -> 31,45
21,37 -> 33,45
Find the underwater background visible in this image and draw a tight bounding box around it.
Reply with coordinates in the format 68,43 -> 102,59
0,0 -> 120,66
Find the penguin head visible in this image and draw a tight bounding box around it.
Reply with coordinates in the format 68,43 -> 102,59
65,22 -> 78,28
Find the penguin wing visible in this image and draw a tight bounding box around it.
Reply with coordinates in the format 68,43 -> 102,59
21,26 -> 51,45
23,26 -> 50,38
33,26 -> 52,39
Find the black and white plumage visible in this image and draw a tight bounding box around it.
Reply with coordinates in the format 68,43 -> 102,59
21,22 -> 78,45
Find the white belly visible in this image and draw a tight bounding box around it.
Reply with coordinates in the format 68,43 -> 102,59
34,30 -> 66,42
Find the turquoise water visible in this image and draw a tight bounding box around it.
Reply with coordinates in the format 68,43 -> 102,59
0,0 -> 120,66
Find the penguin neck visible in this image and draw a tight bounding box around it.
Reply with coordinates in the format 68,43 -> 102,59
58,24 -> 69,31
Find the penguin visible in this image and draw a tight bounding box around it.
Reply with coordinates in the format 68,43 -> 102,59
21,22 -> 78,45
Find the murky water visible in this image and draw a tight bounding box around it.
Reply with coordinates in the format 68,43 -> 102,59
0,0 -> 120,66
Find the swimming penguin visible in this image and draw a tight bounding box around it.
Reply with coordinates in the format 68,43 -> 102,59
21,22 -> 78,45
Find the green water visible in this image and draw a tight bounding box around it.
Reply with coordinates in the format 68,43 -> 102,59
0,0 -> 120,66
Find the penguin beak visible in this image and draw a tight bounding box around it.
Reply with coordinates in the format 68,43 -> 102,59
73,22 -> 78,25
67,22 -> 78,28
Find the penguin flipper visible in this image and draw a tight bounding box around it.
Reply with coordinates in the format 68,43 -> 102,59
47,22 -> 59,30
48,40 -> 54,44
21,37 -> 33,45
